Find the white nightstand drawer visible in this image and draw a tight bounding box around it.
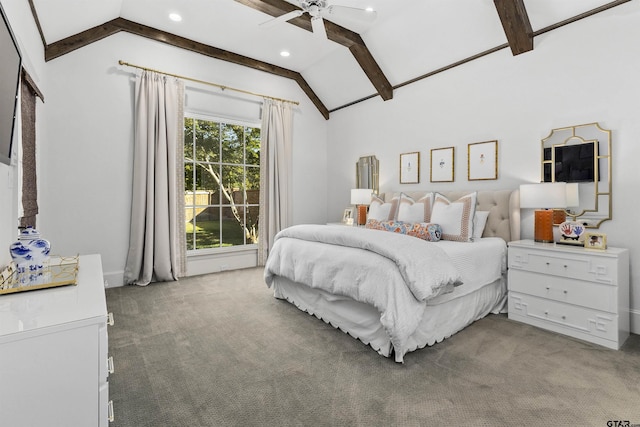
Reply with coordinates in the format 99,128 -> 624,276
509,292 -> 618,343
509,248 -> 617,284
508,270 -> 616,313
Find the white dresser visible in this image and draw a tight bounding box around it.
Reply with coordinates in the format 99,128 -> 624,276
507,240 -> 629,350
0,254 -> 113,426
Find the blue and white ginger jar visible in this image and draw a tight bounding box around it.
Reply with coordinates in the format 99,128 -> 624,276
10,227 -> 51,275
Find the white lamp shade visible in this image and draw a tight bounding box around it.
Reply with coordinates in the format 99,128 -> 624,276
565,183 -> 580,208
351,188 -> 372,205
519,183 -> 567,209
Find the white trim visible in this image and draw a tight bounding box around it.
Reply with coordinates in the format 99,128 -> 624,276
186,247 -> 258,276
630,308 -> 640,335
187,244 -> 257,257
184,111 -> 260,129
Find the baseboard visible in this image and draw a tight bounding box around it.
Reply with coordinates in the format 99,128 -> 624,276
104,270 -> 124,288
102,249 -> 258,288
630,308 -> 640,335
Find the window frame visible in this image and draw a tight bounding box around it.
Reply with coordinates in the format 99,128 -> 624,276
183,112 -> 261,255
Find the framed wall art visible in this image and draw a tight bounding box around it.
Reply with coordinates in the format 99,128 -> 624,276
468,140 -> 498,181
400,152 -> 420,184
430,147 -> 454,182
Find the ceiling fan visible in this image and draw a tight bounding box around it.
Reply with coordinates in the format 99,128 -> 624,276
260,0 -> 377,39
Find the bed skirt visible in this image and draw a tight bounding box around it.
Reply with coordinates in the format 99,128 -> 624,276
271,275 -> 507,362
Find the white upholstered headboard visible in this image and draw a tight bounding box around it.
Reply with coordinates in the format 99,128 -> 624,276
381,189 -> 520,243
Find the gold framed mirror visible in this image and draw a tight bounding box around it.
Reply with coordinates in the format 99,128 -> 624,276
356,155 -> 379,195
541,122 -> 611,228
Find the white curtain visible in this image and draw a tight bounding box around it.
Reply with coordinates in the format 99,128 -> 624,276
258,99 -> 294,265
124,70 -> 186,285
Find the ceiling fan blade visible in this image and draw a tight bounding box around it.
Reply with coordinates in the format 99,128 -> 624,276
325,5 -> 377,23
311,15 -> 327,39
260,10 -> 304,28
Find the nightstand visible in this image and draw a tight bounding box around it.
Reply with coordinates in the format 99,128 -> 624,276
507,239 -> 629,349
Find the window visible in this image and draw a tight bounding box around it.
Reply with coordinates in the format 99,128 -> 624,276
184,116 -> 260,251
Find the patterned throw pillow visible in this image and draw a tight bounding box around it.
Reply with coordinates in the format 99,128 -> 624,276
366,219 -> 442,242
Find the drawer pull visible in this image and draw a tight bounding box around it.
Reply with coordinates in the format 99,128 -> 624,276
107,312 -> 114,326
107,356 -> 115,374
546,286 -> 550,290
546,262 -> 550,266
564,265 -> 568,268
108,400 -> 114,423
561,315 -> 566,320
545,311 -> 549,315
563,290 -> 568,294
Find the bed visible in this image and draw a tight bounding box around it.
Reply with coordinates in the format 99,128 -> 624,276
264,189 -> 520,362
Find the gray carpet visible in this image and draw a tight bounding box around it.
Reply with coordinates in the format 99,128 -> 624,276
105,267 -> 640,427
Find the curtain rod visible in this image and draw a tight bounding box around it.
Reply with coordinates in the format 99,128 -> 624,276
118,60 -> 299,106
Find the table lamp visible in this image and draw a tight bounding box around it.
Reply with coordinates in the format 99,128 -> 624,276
552,183 -> 580,224
351,189 -> 372,226
520,183 -> 567,243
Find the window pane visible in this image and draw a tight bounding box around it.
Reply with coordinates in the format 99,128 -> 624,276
221,207 -> 245,246
184,163 -> 195,193
245,126 -> 260,166
246,166 -> 259,191
195,120 -> 219,162
220,165 -> 244,199
221,124 -> 244,164
195,164 -> 220,203
246,205 -> 259,244
193,206 -> 221,250
185,207 -> 196,251
184,118 -> 194,159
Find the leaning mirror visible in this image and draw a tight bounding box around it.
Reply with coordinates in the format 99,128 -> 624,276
356,155 -> 379,195
541,122 -> 611,228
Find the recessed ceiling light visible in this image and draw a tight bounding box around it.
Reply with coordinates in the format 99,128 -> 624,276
280,51 -> 290,57
169,13 -> 182,22
365,7 -> 374,12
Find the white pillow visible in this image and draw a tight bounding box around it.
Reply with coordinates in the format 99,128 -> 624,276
396,193 -> 434,223
368,194 -> 397,221
473,211 -> 490,240
430,192 -> 477,242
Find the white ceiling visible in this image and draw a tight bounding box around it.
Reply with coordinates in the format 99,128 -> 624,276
31,0 -> 616,111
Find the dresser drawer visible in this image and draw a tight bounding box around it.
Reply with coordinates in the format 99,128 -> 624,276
508,292 -> 618,343
509,247 -> 617,284
508,270 -> 616,313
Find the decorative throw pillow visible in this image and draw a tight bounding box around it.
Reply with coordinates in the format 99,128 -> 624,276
396,193 -> 434,223
430,192 -> 477,242
367,194 -> 399,221
365,219 -> 442,242
473,211 -> 490,240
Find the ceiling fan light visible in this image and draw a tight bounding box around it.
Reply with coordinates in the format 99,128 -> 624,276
169,13 -> 182,22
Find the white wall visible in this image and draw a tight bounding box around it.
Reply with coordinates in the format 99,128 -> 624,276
0,0 -> 46,269
36,32 -> 327,286
327,3 -> 640,332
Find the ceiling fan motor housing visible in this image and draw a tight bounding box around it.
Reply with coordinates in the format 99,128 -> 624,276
301,0 -> 328,15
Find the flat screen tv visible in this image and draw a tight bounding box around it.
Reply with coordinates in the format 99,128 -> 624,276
0,2 -> 22,166
543,142 -> 598,183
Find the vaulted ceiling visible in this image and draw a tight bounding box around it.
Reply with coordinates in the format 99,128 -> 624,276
29,0 -> 629,119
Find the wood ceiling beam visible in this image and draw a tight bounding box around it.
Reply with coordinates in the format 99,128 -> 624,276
493,0 -> 533,56
234,0 -> 393,101
43,18 -> 329,119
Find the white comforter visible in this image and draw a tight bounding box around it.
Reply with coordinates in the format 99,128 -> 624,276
264,224 -> 463,361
